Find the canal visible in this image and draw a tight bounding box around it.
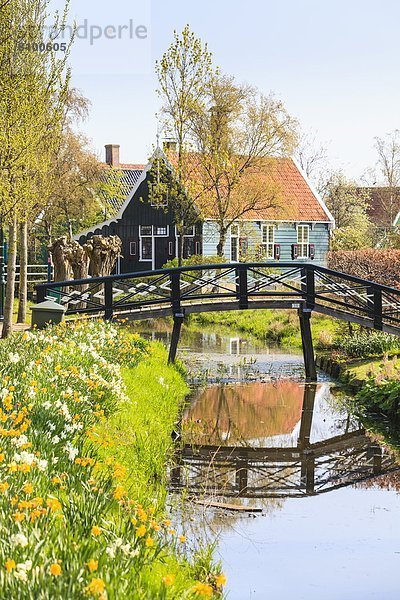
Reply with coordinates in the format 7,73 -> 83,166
140,324 -> 400,600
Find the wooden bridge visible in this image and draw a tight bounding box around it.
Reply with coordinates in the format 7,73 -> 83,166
36,262 -> 400,381
169,384 -> 400,499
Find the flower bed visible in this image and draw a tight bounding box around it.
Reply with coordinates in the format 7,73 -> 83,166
0,320 -> 224,599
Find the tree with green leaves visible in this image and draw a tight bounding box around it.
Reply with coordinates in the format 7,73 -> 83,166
155,25 -> 214,264
191,74 -> 298,256
0,0 -> 71,336
324,171 -> 374,250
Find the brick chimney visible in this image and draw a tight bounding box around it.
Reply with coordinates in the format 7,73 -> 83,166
105,144 -> 120,167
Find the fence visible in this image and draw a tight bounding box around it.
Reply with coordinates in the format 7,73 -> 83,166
0,263 -> 53,321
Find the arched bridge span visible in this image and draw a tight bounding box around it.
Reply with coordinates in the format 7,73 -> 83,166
36,262 -> 400,381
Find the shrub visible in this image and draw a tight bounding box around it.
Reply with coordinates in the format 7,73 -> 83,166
163,255 -> 227,269
328,249 -> 400,288
338,331 -> 400,358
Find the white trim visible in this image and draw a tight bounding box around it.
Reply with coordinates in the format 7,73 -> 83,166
153,225 -> 169,237
139,236 -> 153,265
73,159 -> 152,240
291,156 -> 335,229
203,218 -> 332,224
297,224 -> 310,259
230,224 -> 239,262
174,225 -> 195,237
73,219 -> 118,240
261,223 -> 275,259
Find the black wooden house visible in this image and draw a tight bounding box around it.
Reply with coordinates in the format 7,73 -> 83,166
76,145 -> 202,272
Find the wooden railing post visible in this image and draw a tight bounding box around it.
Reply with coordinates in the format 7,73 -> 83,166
170,270 -> 182,314
104,279 -> 113,320
373,287 -> 383,331
298,307 -> 317,382
168,312 -> 185,364
236,264 -> 248,309
305,266 -> 315,309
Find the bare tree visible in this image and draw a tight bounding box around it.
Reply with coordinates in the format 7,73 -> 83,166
191,75 -> 298,255
294,129 -> 330,195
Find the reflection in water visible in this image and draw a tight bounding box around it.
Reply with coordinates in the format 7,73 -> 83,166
171,383 -> 399,499
183,380 -> 310,446
137,326 -> 306,382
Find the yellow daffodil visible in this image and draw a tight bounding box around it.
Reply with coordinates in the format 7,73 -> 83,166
49,563 -> 62,576
86,559 -> 98,572
162,573 -> 175,586
4,559 -> 16,573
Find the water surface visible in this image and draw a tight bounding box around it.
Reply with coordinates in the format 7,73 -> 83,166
141,324 -> 400,599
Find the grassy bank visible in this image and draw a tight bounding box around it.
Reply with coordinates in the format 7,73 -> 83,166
0,320 -> 224,599
191,309 -> 339,349
348,358 -> 400,453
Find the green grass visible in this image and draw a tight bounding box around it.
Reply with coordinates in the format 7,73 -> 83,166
98,342 -> 189,507
343,356 -> 400,382
190,309 -> 339,349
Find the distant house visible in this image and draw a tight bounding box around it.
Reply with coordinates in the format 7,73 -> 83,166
357,186 -> 400,234
76,144 -> 334,272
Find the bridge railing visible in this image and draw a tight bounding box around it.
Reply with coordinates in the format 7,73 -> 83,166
35,262 -> 400,335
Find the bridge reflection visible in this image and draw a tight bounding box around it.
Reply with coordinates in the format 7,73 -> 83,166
170,384 -> 399,499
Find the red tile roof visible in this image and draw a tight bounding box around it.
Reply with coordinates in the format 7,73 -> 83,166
167,153 -> 333,223
226,157 -> 332,222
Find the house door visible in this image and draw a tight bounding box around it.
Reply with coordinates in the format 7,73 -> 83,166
155,237 -> 169,270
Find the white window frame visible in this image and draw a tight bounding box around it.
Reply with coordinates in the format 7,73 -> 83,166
153,225 -> 169,237
174,225 -> 195,237
129,241 -> 137,256
139,237 -> 153,262
297,224 -> 310,259
230,224 -> 239,262
140,225 -> 152,236
261,224 -> 275,259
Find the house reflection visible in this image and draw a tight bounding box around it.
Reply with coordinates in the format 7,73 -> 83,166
182,380 -> 308,446
171,383 -> 400,499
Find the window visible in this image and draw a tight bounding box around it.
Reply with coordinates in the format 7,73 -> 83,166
140,225 -> 152,236
230,224 -> 239,262
261,224 -> 274,259
297,225 -> 310,258
175,225 -> 195,237
140,238 -> 152,260
129,242 -> 137,256
184,238 -> 195,258
153,226 -> 168,236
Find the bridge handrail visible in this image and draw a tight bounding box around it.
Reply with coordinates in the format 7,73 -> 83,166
36,262 -> 400,297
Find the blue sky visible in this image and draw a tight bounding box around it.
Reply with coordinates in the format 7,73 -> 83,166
51,0 -> 400,179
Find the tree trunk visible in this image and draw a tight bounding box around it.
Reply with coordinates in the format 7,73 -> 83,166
65,241 -> 90,280
17,221 -> 28,324
177,230 -> 184,267
48,236 -> 73,282
2,214 -> 17,338
217,230 -> 226,257
84,235 -> 122,277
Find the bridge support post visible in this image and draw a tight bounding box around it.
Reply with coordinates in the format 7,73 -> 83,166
299,308 -> 317,382
168,312 -> 185,364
